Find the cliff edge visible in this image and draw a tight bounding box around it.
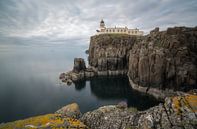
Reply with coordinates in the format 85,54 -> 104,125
87,27 -> 197,99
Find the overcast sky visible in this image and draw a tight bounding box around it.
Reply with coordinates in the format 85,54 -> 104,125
0,0 -> 197,44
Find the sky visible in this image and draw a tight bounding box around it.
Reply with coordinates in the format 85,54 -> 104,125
0,0 -> 197,45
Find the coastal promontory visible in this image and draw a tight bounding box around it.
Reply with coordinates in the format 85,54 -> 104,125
61,26 -> 197,99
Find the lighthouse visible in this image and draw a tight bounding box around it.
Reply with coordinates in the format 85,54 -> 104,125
100,19 -> 105,32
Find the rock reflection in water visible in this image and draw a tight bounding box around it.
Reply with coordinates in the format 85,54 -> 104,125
74,76 -> 160,111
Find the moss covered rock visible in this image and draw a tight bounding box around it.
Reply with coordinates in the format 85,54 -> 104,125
0,114 -> 88,129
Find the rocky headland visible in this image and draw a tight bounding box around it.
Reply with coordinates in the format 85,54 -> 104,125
60,26 -> 197,100
57,26 -> 197,128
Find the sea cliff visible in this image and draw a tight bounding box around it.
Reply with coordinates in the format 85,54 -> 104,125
60,26 -> 197,99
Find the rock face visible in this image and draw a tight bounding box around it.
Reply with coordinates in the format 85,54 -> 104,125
81,94 -> 197,129
128,27 -> 197,98
89,34 -> 138,73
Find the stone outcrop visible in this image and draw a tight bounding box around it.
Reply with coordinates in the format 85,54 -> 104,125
81,94 -> 197,129
128,27 -> 197,98
73,58 -> 86,73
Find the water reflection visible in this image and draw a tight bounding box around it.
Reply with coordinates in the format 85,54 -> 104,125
74,76 -> 160,111
74,80 -> 86,91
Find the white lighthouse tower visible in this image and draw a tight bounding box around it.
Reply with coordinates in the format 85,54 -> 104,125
100,19 -> 105,32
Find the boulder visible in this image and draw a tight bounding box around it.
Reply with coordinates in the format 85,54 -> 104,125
55,103 -> 82,119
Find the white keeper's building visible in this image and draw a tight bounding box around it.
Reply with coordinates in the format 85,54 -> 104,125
96,19 -> 144,36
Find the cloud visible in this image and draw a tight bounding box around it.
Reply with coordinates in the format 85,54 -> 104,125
0,0 -> 196,42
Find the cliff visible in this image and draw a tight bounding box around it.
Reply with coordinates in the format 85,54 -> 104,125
88,34 -> 138,72
88,27 -> 197,99
128,27 -> 197,98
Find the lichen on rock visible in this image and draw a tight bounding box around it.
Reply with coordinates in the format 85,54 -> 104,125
0,114 -> 88,129
81,94 -> 197,129
55,103 -> 82,119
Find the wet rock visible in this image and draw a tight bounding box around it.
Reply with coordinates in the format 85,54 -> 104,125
55,103 -> 82,119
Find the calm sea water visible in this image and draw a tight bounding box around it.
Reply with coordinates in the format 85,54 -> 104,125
0,39 -> 159,123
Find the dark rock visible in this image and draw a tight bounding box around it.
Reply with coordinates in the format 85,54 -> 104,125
73,58 -> 86,73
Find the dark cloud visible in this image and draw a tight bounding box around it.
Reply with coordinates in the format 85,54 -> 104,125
0,0 -> 196,43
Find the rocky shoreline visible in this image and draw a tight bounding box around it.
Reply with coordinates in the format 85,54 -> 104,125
1,93 -> 196,129
59,58 -> 127,86
81,93 -> 197,129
